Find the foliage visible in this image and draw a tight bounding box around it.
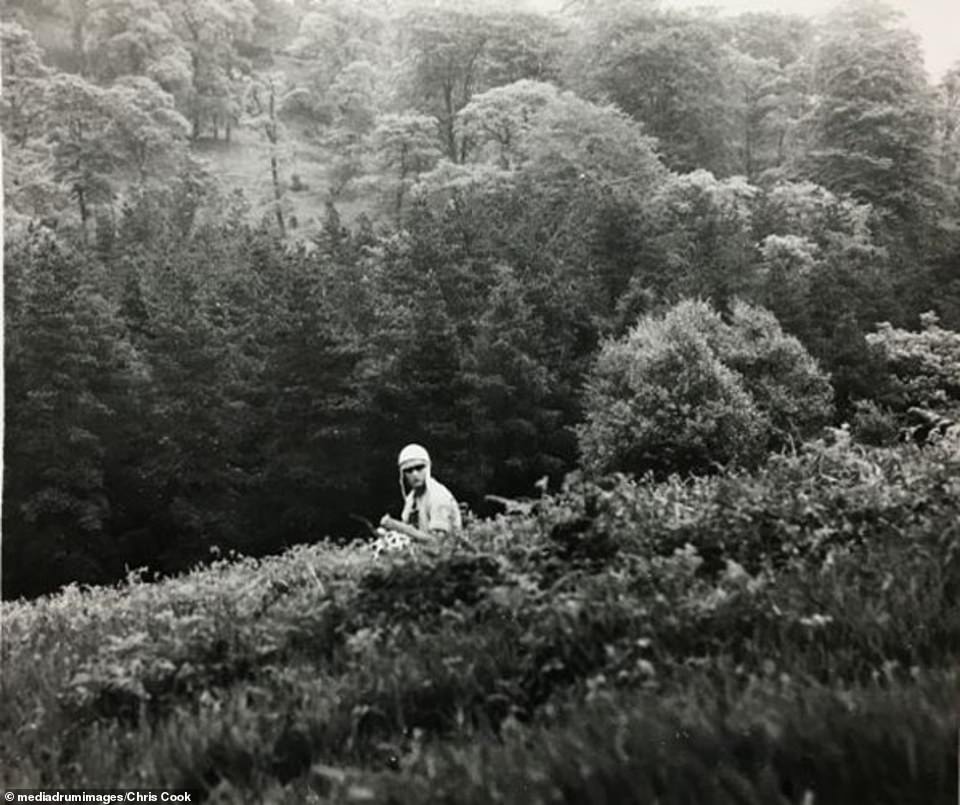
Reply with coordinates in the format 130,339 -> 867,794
460,264 -> 569,493
3,232 -> 145,597
102,76 -> 192,182
456,80 -> 559,169
864,312 -> 960,411
579,299 -> 833,476
396,7 -> 562,163
727,12 -> 814,180
245,239 -> 372,545
4,0 -> 960,616
84,0 -> 192,90
579,302 -> 767,476
849,399 -> 901,446
367,113 -> 442,220
161,0 -> 257,140
242,70 -> 309,233
1,21 -> 54,147
641,171 -> 759,306
2,438 -> 959,802
1,28 -> 192,238
288,0 -> 387,94
803,3 -> 939,246
3,10 -> 959,800
566,6 -> 738,175
936,64 -> 960,196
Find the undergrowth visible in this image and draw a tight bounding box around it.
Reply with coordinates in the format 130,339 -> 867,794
2,437 -> 958,802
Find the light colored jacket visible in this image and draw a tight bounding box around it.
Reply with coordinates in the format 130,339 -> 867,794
400,474 -> 462,535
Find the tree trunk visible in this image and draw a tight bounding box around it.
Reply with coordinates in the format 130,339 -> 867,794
190,50 -> 202,141
267,88 -> 285,236
776,128 -> 787,167
396,143 -> 408,221
744,118 -> 755,181
76,183 -> 89,242
271,153 -> 286,237
442,83 -> 457,162
72,14 -> 88,76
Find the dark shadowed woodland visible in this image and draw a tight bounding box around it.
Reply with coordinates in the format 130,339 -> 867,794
2,0 -> 959,801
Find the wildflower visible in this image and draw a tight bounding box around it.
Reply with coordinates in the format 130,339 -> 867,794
798,614 -> 833,628
370,528 -> 413,557
635,659 -> 655,677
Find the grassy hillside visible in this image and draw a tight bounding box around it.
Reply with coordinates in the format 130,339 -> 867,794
2,434 -> 959,803
193,122 -> 376,241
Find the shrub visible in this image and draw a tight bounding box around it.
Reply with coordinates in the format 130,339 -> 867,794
849,399 -> 900,445
717,300 -> 834,443
3,440 -> 959,798
578,299 -> 833,476
865,312 -> 960,412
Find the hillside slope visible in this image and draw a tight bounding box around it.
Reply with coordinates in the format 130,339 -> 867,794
193,124 -> 377,240
2,436 -> 958,802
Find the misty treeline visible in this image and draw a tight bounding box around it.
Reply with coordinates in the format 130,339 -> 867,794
3,0 -> 960,599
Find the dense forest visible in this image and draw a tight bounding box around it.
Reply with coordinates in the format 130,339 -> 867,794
3,0 -> 960,600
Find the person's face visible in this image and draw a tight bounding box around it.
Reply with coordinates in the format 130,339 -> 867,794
402,463 -> 428,491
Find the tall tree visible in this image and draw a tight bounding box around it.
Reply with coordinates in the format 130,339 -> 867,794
642,171 -> 759,308
566,5 -> 739,175
58,0 -> 95,75
44,73 -> 117,236
1,22 -> 54,147
243,71 -> 308,234
396,7 -> 562,163
478,10 -> 563,88
162,0 -> 257,140
318,59 -> 380,198
3,233 -> 143,598
804,1 -> 938,249
397,7 -> 491,162
118,224 -> 264,560
935,63 -> 960,204
1,22 -> 66,235
422,82 -> 668,334
456,79 -> 558,169
84,0 -> 190,88
729,51 -> 806,181
366,259 -> 476,499
102,76 -> 192,184
247,246 -> 371,543
462,264 -> 570,493
368,112 -> 442,221
727,12 -> 815,176
288,0 -> 387,87
21,71 -> 190,236
928,62 -> 960,327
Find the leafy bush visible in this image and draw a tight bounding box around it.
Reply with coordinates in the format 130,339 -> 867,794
865,312 -> 960,412
578,299 -> 833,476
849,399 -> 900,445
2,439 -> 958,800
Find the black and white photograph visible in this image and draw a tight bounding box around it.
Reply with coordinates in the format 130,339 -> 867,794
2,0 -> 959,800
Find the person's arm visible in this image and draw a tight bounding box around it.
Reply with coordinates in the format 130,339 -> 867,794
379,514 -> 435,543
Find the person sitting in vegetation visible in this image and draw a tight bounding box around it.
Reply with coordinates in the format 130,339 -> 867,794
379,443 -> 462,543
